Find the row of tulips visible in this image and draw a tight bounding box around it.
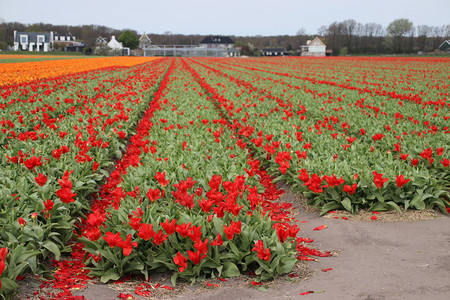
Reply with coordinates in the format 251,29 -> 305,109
0,56 -> 159,86
0,58 -> 170,297
80,59 -> 326,287
182,57 -> 449,214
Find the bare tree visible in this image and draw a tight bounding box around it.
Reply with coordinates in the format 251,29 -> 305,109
342,19 -> 358,52
417,25 -> 431,51
296,28 -> 306,36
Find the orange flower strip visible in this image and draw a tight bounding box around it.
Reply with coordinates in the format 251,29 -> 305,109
0,56 -> 158,86
0,54 -> 80,60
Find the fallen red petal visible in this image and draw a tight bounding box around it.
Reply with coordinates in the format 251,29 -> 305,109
313,225 -> 327,231
300,291 -> 314,295
118,293 -> 135,300
161,285 -> 174,290
207,282 -> 219,287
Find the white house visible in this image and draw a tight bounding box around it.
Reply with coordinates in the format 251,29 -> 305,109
107,36 -> 123,50
13,31 -> 54,52
300,37 -> 327,57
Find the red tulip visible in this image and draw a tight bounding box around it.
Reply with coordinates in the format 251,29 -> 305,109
18,217 -> 26,226
173,252 -> 187,272
34,173 -> 47,186
372,171 -> 389,188
395,175 -> 410,188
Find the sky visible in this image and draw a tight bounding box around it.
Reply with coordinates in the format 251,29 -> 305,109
1,0 -> 449,36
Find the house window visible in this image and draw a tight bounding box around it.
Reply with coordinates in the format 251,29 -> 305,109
20,35 -> 28,44
38,36 -> 45,43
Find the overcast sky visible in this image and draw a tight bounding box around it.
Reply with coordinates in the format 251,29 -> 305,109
1,0 -> 448,36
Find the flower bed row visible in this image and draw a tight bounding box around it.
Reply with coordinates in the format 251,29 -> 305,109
0,56 -> 159,86
0,58 -> 170,297
80,59 -> 326,289
182,57 -> 450,215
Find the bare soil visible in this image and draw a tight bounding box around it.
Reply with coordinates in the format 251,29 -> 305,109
16,189 -> 450,300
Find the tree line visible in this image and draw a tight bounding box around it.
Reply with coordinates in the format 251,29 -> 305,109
0,19 -> 448,56
316,19 -> 449,55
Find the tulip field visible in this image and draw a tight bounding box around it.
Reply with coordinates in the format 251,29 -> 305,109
0,56 -> 449,298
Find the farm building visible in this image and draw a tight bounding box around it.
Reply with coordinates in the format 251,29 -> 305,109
261,48 -> 285,56
439,40 -> 450,52
107,36 -> 130,55
13,31 -> 86,52
13,31 -> 53,52
199,36 -> 239,56
53,33 -> 85,52
139,32 -> 152,49
95,36 -> 108,46
54,33 -> 76,42
107,36 -> 123,50
199,36 -> 235,49
143,35 -> 240,57
64,42 -> 86,52
300,37 -> 327,57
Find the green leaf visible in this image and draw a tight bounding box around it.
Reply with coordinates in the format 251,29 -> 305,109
403,200 -> 410,211
270,256 -> 280,271
213,217 -> 224,235
0,277 -> 18,293
341,197 -> 352,211
320,201 -> 341,215
171,272 -> 179,287
222,261 -> 240,277
278,257 -> 297,274
410,194 -> 425,210
327,188 -> 340,201
386,201 -> 402,214
375,189 -> 384,203
43,241 -> 61,260
114,150 -> 123,159
228,241 -> 240,256
17,250 -> 42,264
100,268 -> 121,283
123,261 -> 144,273
272,175 -> 284,183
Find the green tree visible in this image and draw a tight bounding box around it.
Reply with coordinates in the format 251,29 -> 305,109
27,23 -> 44,32
118,30 -> 139,49
386,18 -> 413,53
